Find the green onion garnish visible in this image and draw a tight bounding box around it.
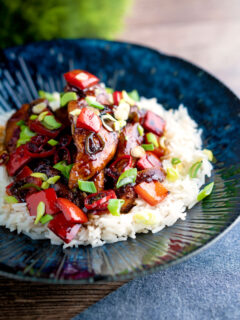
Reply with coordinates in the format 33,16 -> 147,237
60,92 -> 77,107
141,144 -> 154,151
48,139 -> 58,146
108,199 -> 125,216
171,158 -> 181,165
166,168 -> 179,182
101,114 -> 116,131
16,120 -> 25,127
32,102 -> 47,114
19,183 -> 41,191
34,201 -> 45,224
78,180 -> 97,193
38,90 -> 56,102
29,114 -> 38,120
41,181 -> 50,190
4,195 -> 18,204
197,182 -> 214,202
41,115 -> 62,130
128,90 -> 140,102
116,168 -> 138,189
137,124 -> 144,136
105,88 -> 113,94
122,90 -> 135,106
146,133 -> 159,147
17,125 -> 36,147
203,149 -> 213,161
189,161 -> 202,178
47,175 -> 60,185
38,111 -> 49,121
40,214 -> 53,224
31,172 -> 48,181
85,96 -> 105,110
53,161 -> 73,179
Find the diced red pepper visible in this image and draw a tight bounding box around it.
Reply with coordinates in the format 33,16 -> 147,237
64,70 -> 99,90
137,152 -> 162,170
6,145 -> 31,176
143,111 -> 166,136
26,188 -> 58,216
113,91 -> 122,106
48,212 -> 81,243
15,166 -> 32,180
56,198 -> 88,224
29,119 -> 61,138
108,155 -> 133,179
134,181 -> 168,206
76,107 -> 101,132
6,182 -> 14,195
152,147 -> 165,158
84,190 -> 117,211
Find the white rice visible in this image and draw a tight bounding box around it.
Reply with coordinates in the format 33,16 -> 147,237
0,99 -> 212,248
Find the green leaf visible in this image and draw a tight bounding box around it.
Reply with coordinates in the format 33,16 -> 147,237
116,168 -> 137,188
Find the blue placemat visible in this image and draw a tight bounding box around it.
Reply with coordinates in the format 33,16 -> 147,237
73,221 -> 240,320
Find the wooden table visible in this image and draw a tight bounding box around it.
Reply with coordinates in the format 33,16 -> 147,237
1,0 -> 240,319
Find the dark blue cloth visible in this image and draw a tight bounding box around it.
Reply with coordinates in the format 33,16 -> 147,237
74,221 -> 240,320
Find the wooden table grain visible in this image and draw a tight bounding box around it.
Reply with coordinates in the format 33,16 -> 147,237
1,0 -> 240,319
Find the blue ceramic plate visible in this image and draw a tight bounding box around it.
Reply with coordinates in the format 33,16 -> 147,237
0,39 -> 239,283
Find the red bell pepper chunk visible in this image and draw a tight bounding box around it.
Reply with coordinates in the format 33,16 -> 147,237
6,145 -> 31,176
113,91 -> 122,106
143,111 -> 166,136
76,107 -> 101,132
84,190 -> 117,211
48,212 -> 81,243
15,166 -> 32,180
152,147 -> 165,158
56,198 -> 88,224
26,188 -> 58,216
6,182 -> 14,195
135,181 -> 168,206
137,152 -> 162,170
64,70 -> 99,90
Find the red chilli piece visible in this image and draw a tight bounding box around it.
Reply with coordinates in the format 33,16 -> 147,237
15,166 -> 33,180
64,70 -> 99,90
84,190 -> 117,211
137,152 -> 162,170
6,145 -> 31,176
48,212 -> 81,244
108,155 -> 133,179
26,188 -> 58,216
112,91 -> 122,106
76,107 -> 101,133
6,182 -> 14,196
29,119 -> 61,138
142,111 -> 166,137
56,198 -> 88,224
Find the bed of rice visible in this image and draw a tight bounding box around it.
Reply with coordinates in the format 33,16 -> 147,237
0,98 -> 212,248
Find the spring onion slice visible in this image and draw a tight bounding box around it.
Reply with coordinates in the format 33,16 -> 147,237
108,199 -> 125,216
47,175 -> 60,184
105,88 -> 113,94
4,196 -> 18,204
189,161 -> 202,178
101,114 -> 116,131
29,114 -> 38,120
19,183 -> 41,191
42,115 -> 62,130
31,172 -> 48,181
17,125 -> 36,147
166,168 -> 179,182
116,168 -> 137,189
128,90 -> 140,102
171,158 -> 181,165
137,124 -> 144,136
78,180 -> 97,193
34,201 -> 45,224
16,120 -> 25,127
32,102 -> 47,114
146,133 -> 159,147
141,144 -> 154,151
48,139 -> 58,146
38,111 -> 49,121
86,96 -> 104,110
60,92 -> 77,107
203,149 -> 213,161
53,161 -> 73,179
41,181 -> 50,190
40,214 -> 53,224
197,182 -> 214,202
38,90 -> 56,102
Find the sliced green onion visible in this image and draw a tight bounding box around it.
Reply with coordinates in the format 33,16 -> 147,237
4,196 -> 18,204
38,90 -> 56,102
125,136 -> 129,141
38,111 -> 49,121
189,161 -> 202,178
101,114 -> 116,131
30,172 -> 48,181
86,96 -> 104,110
16,120 -> 25,127
53,161 -> 73,179
166,168 -> 179,182
19,183 -> 41,191
128,90 -> 140,102
41,181 -> 50,190
116,168 -> 137,189
47,175 -> 60,185
32,102 -> 47,114
105,87 -> 113,94
197,182 -> 214,202
60,92 -> 77,107
137,124 -> 144,136
40,214 -> 53,224
108,199 -> 125,216
48,139 -> 58,146
141,144 -> 154,151
203,149 -> 213,161
171,158 -> 181,165
17,125 -> 36,147
122,90 -> 135,106
41,115 -> 62,130
29,114 -> 38,120
114,120 -> 127,131
146,133 -> 159,147
34,201 -> 45,224
78,180 -> 97,193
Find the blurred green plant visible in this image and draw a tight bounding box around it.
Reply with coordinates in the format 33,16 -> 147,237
0,0 -> 132,48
